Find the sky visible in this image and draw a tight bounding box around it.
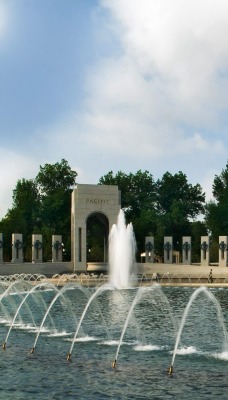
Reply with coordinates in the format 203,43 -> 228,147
1,0 -> 228,218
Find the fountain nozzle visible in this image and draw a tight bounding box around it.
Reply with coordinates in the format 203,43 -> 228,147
30,347 -> 35,354
112,359 -> 117,369
2,342 -> 6,351
168,365 -> 173,375
67,352 -> 71,362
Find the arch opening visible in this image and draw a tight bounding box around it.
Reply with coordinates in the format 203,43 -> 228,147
86,213 -> 109,263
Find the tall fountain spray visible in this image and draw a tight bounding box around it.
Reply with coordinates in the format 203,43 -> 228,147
108,209 -> 137,289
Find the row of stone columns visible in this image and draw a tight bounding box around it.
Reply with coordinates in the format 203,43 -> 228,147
145,235 -> 228,267
0,233 -> 63,263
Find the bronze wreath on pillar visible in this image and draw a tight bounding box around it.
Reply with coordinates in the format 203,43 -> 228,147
145,242 -> 153,252
201,242 -> 208,251
54,241 -> 62,251
34,240 -> 42,250
14,240 -> 23,250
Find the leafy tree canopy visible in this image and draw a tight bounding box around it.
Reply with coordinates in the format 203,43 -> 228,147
99,170 -> 157,218
212,161 -> 228,204
0,159 -> 77,261
99,169 -> 206,258
156,171 -> 205,220
205,161 -> 228,237
36,158 -> 77,196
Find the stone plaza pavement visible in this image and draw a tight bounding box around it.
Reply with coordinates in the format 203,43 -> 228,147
138,262 -> 228,277
137,262 -> 228,287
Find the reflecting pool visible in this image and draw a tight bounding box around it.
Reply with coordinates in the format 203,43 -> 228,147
0,282 -> 228,399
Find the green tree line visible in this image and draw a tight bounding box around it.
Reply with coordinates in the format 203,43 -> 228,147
1,158 -> 228,263
0,159 -> 77,262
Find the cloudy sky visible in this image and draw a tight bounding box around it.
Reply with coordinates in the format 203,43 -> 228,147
1,0 -> 228,218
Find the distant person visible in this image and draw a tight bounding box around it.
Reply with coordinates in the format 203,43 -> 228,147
208,269 -> 213,283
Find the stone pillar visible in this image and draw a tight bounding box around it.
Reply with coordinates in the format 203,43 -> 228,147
52,235 -> 63,263
145,236 -> 154,263
182,236 -> 191,265
201,236 -> 210,266
12,233 -> 23,263
218,236 -> 228,267
32,234 -> 43,263
0,233 -> 3,263
164,236 -> 173,264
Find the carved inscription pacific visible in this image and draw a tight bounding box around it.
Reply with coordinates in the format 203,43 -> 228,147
86,199 -> 110,205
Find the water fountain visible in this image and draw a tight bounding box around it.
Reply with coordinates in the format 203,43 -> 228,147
168,286 -> 228,374
0,275 -> 227,398
0,207 -> 228,399
108,209 -> 137,289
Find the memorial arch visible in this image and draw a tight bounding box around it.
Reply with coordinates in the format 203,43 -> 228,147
71,184 -> 121,271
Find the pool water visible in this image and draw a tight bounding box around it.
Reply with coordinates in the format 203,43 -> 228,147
0,283 -> 228,399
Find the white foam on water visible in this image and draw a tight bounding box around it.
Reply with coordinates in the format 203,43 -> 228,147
47,330 -> 72,337
101,340 -> 138,346
174,346 -> 198,355
65,335 -> 98,343
12,323 -> 37,331
101,340 -> 120,346
134,344 -> 161,351
0,318 -> 11,324
213,351 -> 228,361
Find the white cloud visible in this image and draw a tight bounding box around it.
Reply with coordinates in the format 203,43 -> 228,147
20,1 -> 227,159
181,133 -> 224,154
70,0 -> 228,196
99,0 -> 228,124
2,0 -> 228,219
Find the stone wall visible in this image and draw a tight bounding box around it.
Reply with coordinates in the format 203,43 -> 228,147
0,262 -> 73,277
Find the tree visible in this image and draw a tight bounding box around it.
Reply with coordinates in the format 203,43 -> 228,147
212,161 -> 228,203
99,170 -> 206,260
156,171 -> 205,219
190,220 -> 208,263
35,159 -> 77,260
99,170 -> 157,258
36,159 -> 77,195
0,179 -> 40,261
99,170 -> 157,218
0,159 -> 77,262
155,171 -> 206,256
205,161 -> 228,237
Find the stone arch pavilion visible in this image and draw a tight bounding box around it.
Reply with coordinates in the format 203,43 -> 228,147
71,184 -> 121,271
